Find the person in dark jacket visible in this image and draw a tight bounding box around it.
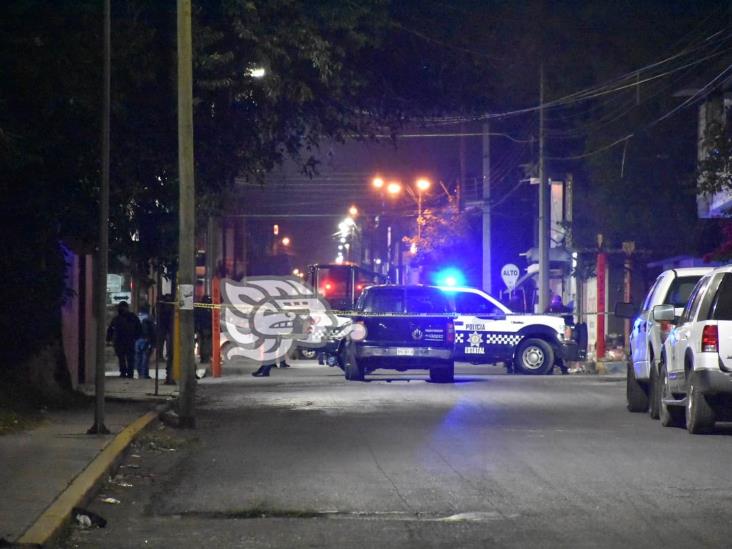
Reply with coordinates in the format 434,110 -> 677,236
107,301 -> 141,378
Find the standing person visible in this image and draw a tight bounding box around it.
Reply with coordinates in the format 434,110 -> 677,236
106,301 -> 141,379
157,294 -> 175,385
135,304 -> 155,379
547,294 -> 570,314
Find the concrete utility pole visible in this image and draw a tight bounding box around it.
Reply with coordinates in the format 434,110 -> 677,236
538,63 -> 550,313
482,121 -> 491,294
89,0 -> 111,435
177,0 -> 196,428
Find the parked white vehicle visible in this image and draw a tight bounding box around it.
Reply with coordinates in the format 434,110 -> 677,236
615,267 -> 711,417
655,264 -> 732,433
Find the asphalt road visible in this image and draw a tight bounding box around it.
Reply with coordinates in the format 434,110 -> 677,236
62,362 -> 732,549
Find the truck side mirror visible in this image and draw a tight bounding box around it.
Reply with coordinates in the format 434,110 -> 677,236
652,304 -> 675,322
614,302 -> 636,319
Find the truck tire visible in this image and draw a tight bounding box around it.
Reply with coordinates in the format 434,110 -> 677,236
626,362 -> 649,413
686,377 -> 715,434
514,338 -> 554,375
648,364 -> 660,420
659,363 -> 683,427
342,343 -> 364,381
429,360 -> 455,383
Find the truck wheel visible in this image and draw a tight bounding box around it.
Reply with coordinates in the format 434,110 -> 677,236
686,378 -> 715,434
429,360 -> 455,383
342,343 -> 363,381
648,364 -> 660,420
514,339 -> 554,375
659,364 -> 683,427
626,362 -> 649,413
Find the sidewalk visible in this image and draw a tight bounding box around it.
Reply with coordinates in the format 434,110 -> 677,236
0,375 -> 176,546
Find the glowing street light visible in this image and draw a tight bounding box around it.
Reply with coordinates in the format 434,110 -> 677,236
386,181 -> 402,196
246,66 -> 266,79
281,236 -> 291,247
416,178 -> 431,192
349,205 -> 358,217
372,176 -> 384,190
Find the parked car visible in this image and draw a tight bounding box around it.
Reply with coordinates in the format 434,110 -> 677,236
337,285 -> 456,382
654,265 -> 732,433
615,267 -> 712,417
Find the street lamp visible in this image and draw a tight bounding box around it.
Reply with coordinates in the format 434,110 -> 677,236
349,205 -> 358,217
415,177 -> 431,239
281,236 -> 291,247
386,181 -> 402,196
372,176 -> 384,190
246,66 -> 266,79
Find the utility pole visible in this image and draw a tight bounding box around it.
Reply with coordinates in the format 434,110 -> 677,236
538,63 -> 550,313
482,121 -> 491,294
177,0 -> 196,428
89,0 -> 111,435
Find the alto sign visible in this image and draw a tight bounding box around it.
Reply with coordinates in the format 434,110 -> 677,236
500,264 -> 520,291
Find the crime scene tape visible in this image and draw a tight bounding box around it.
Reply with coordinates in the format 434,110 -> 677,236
158,300 -> 458,317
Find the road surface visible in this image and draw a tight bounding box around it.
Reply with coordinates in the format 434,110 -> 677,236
62,362 -> 732,548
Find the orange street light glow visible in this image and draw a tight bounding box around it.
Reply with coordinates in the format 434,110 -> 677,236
372,177 -> 384,189
281,237 -> 291,246
416,178 -> 431,191
387,181 -> 402,195
349,205 -> 358,216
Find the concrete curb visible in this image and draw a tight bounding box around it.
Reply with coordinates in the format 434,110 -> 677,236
16,409 -> 161,547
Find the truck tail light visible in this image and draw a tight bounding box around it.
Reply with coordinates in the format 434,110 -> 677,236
701,325 -> 718,353
660,320 -> 673,341
447,321 -> 455,344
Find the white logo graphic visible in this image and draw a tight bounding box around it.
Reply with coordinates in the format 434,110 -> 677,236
221,277 -> 340,365
468,331 -> 483,347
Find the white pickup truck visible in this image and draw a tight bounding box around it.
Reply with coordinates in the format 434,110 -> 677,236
615,267 -> 711,417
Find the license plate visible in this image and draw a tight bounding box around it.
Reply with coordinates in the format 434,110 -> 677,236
396,347 -> 415,356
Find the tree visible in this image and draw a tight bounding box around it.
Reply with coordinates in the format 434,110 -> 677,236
402,206 -> 479,282
699,119 -> 732,200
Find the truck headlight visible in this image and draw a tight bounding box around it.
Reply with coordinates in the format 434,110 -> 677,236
350,321 -> 367,342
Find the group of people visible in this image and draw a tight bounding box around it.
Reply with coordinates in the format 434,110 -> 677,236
107,296 -> 294,380
106,299 -> 175,383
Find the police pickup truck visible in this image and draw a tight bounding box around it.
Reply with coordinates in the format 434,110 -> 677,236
444,287 -> 584,375
329,285 -> 584,379
336,285 -> 456,382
